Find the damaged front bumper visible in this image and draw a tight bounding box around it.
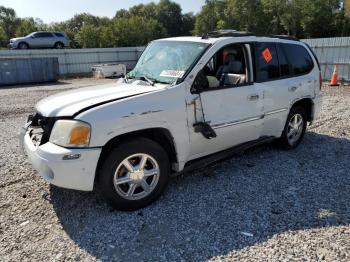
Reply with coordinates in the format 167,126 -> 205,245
20,125 -> 101,191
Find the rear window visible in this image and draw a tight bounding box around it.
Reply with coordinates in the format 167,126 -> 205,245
54,33 -> 64,37
255,42 -> 280,82
282,43 -> 314,76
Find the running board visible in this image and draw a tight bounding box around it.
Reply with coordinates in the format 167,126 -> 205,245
180,136 -> 275,174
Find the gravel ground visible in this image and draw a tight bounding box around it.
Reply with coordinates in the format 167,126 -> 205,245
0,79 -> 349,261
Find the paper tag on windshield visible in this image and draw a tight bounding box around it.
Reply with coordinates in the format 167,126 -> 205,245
160,70 -> 185,78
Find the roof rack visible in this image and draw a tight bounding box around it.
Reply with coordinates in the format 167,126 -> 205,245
202,30 -> 299,41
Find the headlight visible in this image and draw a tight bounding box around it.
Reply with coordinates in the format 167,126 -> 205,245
50,120 -> 91,148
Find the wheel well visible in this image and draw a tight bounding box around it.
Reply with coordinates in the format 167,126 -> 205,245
95,128 -> 177,181
292,98 -> 313,122
55,41 -> 64,46
18,42 -> 29,47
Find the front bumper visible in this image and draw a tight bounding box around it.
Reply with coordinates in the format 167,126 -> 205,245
9,42 -> 17,49
22,130 -> 101,191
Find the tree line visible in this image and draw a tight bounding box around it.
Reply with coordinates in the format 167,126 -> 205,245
1,0 -> 350,49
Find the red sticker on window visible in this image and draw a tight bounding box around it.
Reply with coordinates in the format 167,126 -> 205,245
262,48 -> 273,63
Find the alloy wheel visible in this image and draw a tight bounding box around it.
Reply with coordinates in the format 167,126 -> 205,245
113,153 -> 160,201
287,113 -> 304,145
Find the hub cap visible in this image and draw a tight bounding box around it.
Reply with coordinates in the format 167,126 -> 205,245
113,153 -> 160,200
287,113 -> 304,145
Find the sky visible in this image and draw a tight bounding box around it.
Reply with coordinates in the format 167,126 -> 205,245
0,0 -> 206,23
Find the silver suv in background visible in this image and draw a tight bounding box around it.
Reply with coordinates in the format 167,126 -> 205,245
9,31 -> 69,49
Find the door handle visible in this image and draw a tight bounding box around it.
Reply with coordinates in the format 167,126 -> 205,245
248,94 -> 259,101
288,86 -> 298,92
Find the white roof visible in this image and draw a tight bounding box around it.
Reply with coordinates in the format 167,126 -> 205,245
156,35 -> 304,46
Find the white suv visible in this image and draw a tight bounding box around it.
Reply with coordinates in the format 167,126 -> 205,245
21,31 -> 322,210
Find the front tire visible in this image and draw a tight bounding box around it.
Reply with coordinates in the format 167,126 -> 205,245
98,138 -> 170,211
277,106 -> 307,150
18,42 -> 29,49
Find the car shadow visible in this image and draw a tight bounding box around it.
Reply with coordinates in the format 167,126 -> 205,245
50,131 -> 350,261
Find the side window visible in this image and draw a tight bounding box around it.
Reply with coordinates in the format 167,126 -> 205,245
276,44 -> 291,78
54,33 -> 64,37
35,32 -> 53,38
202,43 -> 249,90
282,43 -> 314,76
256,42 -> 280,82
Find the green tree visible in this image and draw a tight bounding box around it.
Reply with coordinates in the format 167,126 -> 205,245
301,0 -> 340,38
16,18 -> 36,37
279,0 -> 304,37
111,16 -> 167,47
0,25 -> 6,47
156,0 -> 183,36
115,0 -> 188,37
74,24 -> 102,48
225,0 -> 267,34
181,12 -> 196,35
194,0 -> 227,35
0,6 -> 20,41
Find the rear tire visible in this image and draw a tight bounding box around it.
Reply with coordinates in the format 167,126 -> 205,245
54,42 -> 64,49
277,106 -> 307,150
98,138 -> 170,211
18,42 -> 29,49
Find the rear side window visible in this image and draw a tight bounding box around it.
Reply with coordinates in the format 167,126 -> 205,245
282,44 -> 314,75
54,33 -> 64,37
255,42 -> 280,82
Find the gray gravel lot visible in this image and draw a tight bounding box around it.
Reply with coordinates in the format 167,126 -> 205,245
0,79 -> 349,261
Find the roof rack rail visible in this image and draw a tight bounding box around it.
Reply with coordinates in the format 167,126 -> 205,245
202,30 -> 299,41
202,30 -> 254,39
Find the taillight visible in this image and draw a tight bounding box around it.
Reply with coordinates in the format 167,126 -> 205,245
319,71 -> 322,90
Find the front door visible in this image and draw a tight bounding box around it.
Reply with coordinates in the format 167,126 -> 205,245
188,43 -> 264,159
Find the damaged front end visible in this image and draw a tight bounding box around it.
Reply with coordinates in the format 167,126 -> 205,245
19,113 -> 59,153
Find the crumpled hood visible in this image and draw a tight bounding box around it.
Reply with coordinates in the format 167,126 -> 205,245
36,81 -> 166,117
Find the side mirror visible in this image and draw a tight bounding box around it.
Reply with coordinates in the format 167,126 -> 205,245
191,69 -> 209,94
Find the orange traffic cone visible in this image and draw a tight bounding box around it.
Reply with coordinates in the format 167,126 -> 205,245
330,65 -> 339,86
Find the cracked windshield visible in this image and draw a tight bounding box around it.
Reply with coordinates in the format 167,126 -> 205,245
128,41 -> 209,84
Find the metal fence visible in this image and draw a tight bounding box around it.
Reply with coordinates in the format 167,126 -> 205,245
0,47 -> 144,76
1,38 -> 349,80
302,37 -> 350,81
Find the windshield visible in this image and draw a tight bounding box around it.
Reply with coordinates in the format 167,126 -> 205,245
128,41 -> 209,84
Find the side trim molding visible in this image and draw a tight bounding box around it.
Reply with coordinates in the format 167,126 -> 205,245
211,108 -> 288,130
212,115 -> 264,130
265,108 -> 288,116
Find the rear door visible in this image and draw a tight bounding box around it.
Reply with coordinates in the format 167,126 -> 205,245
281,43 -> 316,100
255,42 -> 316,137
